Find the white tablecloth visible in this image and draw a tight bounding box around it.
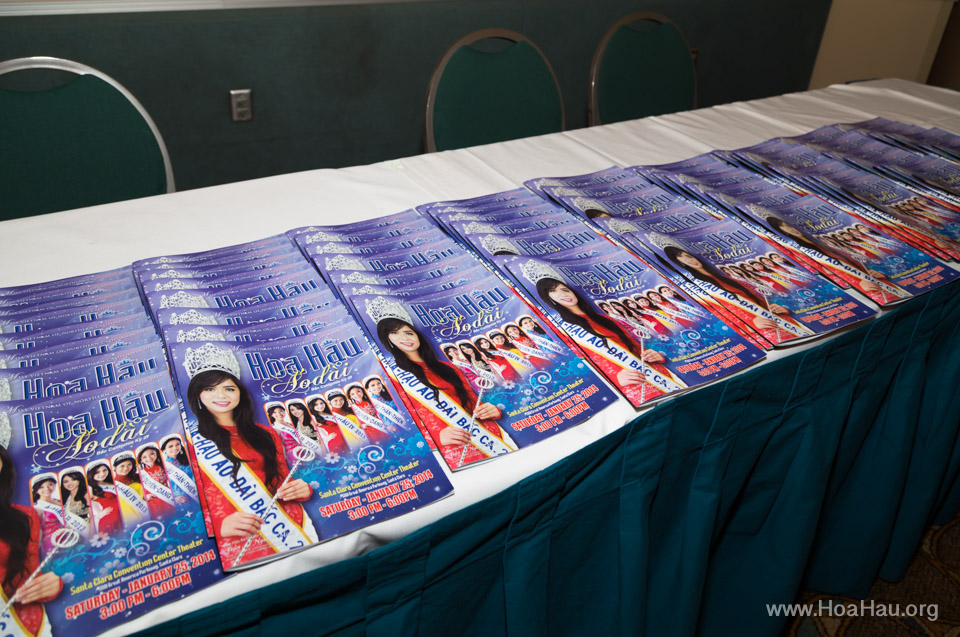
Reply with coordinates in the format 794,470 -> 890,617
2,78 -> 958,635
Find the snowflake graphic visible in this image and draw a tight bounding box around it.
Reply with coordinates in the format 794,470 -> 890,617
309,481 -> 320,490
347,465 -> 358,474
90,533 -> 110,547
61,572 -> 76,584
30,463 -> 42,474
112,547 -> 127,559
325,452 -> 340,464
503,381 -> 516,390
416,441 -> 425,449
98,559 -> 122,576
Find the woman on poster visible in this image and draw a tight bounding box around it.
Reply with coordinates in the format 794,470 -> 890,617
58,471 -> 91,539
266,403 -> 301,466
517,316 -> 565,356
504,323 -> 552,370
111,454 -> 151,528
159,436 -> 199,507
442,344 -> 483,391
488,330 -> 536,377
325,390 -> 372,452
346,384 -> 394,445
285,400 -> 325,458
30,477 -> 63,555
626,297 -> 674,337
363,377 -> 410,432
85,463 -> 123,535
185,360 -> 315,566
1,445 -> 63,637
136,446 -> 178,519
307,396 -> 349,456
370,301 -> 515,466
456,342 -> 503,388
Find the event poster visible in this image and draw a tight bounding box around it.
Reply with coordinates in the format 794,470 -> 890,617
166,325 -> 452,570
501,252 -> 766,407
0,372 -> 221,636
348,277 -> 620,470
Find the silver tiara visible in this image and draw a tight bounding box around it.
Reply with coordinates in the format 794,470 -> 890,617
170,309 -> 218,325
0,412 -> 10,449
0,378 -> 9,402
183,342 -> 241,379
746,204 -> 779,222
462,222 -> 497,235
352,285 -> 381,295
572,197 -> 607,214
365,296 -> 412,325
674,174 -> 700,185
605,219 -> 640,235
151,269 -> 188,280
479,234 -> 520,255
325,255 -> 366,271
341,272 -> 380,284
536,178 -> 561,188
520,260 -> 565,284
160,290 -> 209,309
306,231 -> 345,244
552,187 -> 580,197
144,256 -> 174,265
315,242 -> 353,254
645,232 -> 686,252
155,279 -> 196,291
716,193 -> 741,207
176,326 -> 227,343
448,213 -> 481,222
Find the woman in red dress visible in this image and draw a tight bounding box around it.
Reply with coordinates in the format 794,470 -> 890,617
85,462 -> 123,535
186,370 -> 314,566
346,384 -> 394,445
136,446 -> 178,519
1,445 -> 62,637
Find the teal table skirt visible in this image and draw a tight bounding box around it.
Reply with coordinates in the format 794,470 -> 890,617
143,281 -> 960,637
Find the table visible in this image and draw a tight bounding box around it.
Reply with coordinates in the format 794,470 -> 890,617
3,79 -> 959,636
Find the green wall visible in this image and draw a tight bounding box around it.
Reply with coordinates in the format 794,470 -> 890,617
0,1 -> 831,191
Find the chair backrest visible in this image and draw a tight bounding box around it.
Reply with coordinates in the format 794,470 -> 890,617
425,29 -> 564,152
0,56 -> 174,220
588,12 -> 697,126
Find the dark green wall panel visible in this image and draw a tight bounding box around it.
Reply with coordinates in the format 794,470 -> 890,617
0,0 -> 831,191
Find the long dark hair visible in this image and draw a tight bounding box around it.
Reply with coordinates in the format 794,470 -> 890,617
327,391 -> 356,416
519,316 -> 547,335
364,377 -> 393,404
377,317 -> 472,408
536,278 -> 642,357
31,477 -> 57,503
86,463 -> 114,498
308,397 -> 331,424
0,445 -> 31,588
161,437 -> 190,467
59,470 -> 88,504
664,246 -> 766,306
187,370 -> 281,489
286,400 -> 310,429
767,217 -> 863,273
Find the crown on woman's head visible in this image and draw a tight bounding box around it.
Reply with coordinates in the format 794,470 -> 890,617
325,255 -> 366,271
572,197 -> 606,214
520,260 -> 565,284
305,231 -> 344,244
143,256 -> 174,265
715,193 -> 740,207
183,343 -> 242,379
534,178 -> 561,188
326,388 -> 347,400
746,204 -> 779,222
156,279 -> 195,291
552,187 -> 580,197
341,272 -> 380,284
170,310 -> 217,325
448,212 -> 480,222
160,290 -> 209,309
605,219 -> 640,236
0,378 -> 10,402
352,285 -> 380,295
0,412 -> 10,448
462,222 -> 497,235
315,242 -> 351,254
151,269 -> 188,280
365,296 -> 412,325
176,327 -> 227,343
479,234 -> 520,256
646,232 -> 686,252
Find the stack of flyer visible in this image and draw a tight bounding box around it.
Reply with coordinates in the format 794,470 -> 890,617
420,182 -> 767,408
0,268 -> 221,636
289,211 -> 620,471
135,233 -> 453,571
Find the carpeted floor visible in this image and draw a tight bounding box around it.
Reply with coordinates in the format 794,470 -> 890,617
780,512 -> 960,636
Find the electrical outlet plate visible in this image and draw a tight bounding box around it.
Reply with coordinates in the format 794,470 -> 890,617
230,89 -> 253,122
